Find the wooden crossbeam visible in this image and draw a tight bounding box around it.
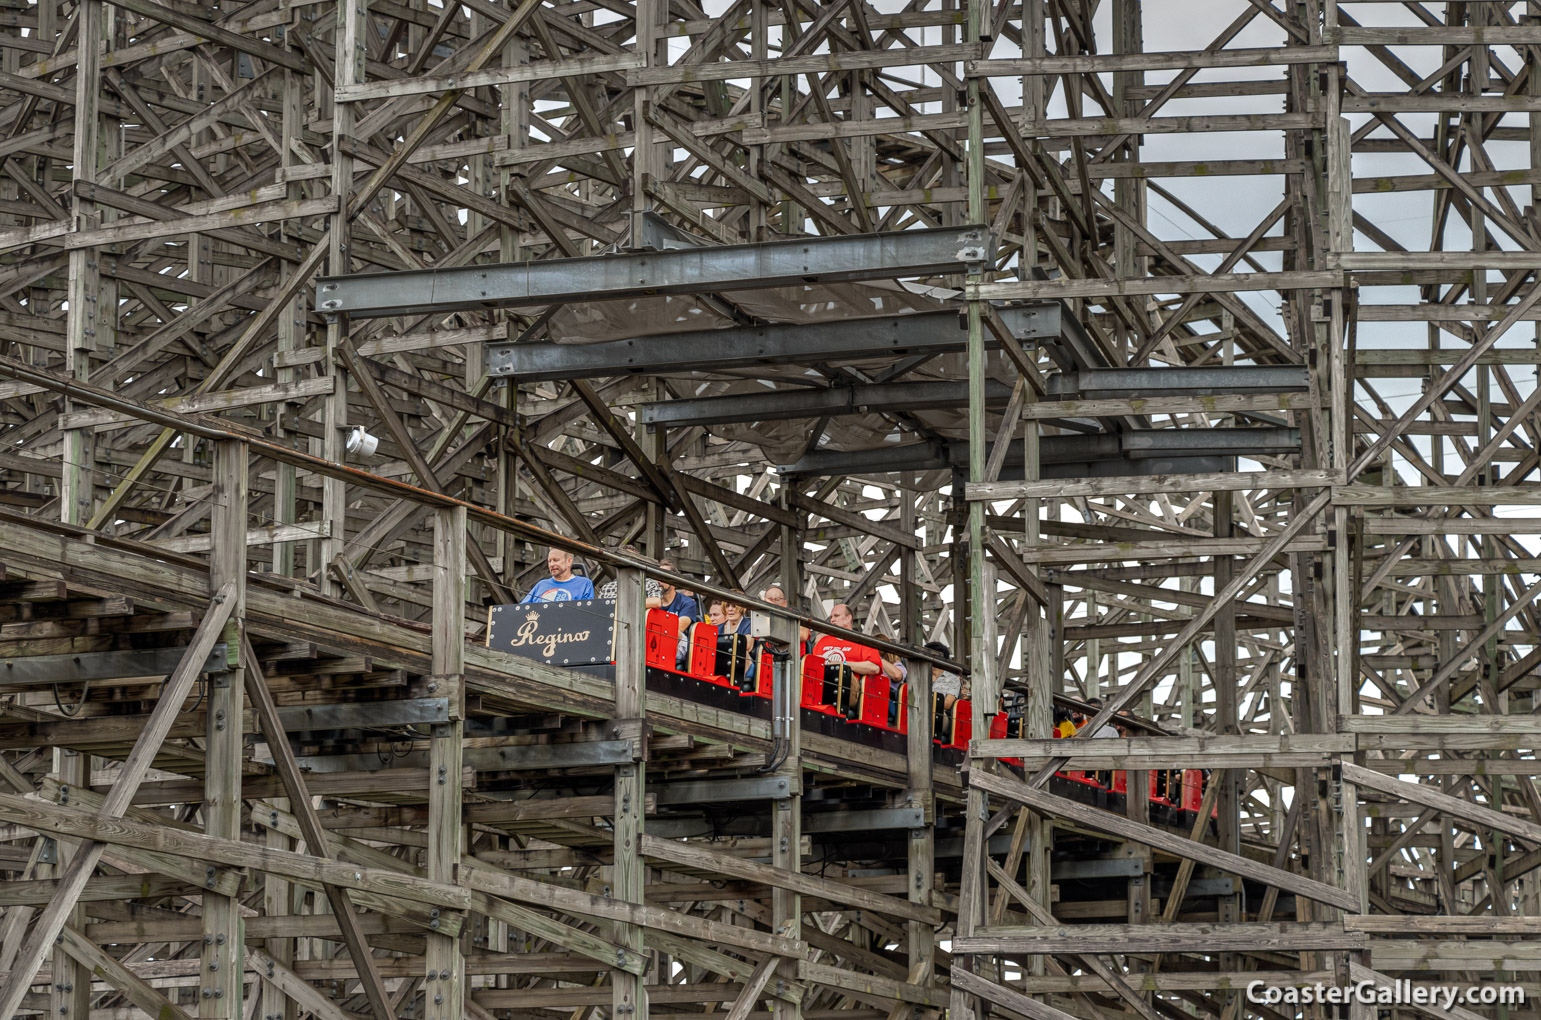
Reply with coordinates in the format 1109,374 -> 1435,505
0,581 -> 237,1020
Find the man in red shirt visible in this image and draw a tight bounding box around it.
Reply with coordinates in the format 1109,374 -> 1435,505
810,603 -> 883,716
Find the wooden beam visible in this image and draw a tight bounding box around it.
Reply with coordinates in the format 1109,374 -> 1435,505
639,834 -> 941,924
954,922 -> 1366,955
0,581 -> 238,1020
240,631 -> 395,1020
969,769 -> 1359,911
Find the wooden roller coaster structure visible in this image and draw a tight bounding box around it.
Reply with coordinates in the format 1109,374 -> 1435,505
2,0 -> 1541,1018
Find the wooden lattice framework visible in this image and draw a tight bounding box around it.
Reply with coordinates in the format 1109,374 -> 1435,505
3,0 -> 1541,1019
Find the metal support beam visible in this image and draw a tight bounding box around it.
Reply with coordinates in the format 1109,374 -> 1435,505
486,305 -> 1054,381
319,225 -> 994,317
631,209 -> 707,250
1047,366 -> 1310,398
803,807 -> 928,833
275,698 -> 451,733
640,381 -> 1015,427
0,645 -> 229,686
656,775 -> 796,804
777,428 -> 1299,476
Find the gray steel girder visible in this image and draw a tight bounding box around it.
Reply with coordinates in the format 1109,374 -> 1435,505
318,225 -> 994,318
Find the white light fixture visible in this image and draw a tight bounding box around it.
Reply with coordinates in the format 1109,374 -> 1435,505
345,426 -> 380,457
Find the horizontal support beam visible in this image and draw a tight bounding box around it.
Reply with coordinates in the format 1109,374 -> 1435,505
968,468 -> 1338,501
1368,944 -> 1541,971
125,768 -> 477,806
955,922 -> 1365,955
1051,857 -> 1144,879
802,808 -> 926,833
1047,428 -> 1300,461
1046,366 -> 1310,398
974,734 -> 1352,758
274,698 -> 450,732
979,733 -> 1342,770
0,644 -> 229,686
1335,484 -> 1541,506
792,450 -> 1231,479
319,225 -> 993,317
778,429 -> 1295,477
1345,761 -> 1541,848
970,769 -> 1360,912
335,53 -> 645,103
629,42 -> 985,85
57,375 -> 336,432
640,380 -> 1015,427
968,44 -> 1338,76
1326,25 -> 1541,43
655,775 -> 796,804
487,305 -> 1053,382
1343,717 -> 1541,734
153,520 -> 337,554
1013,534 -> 1326,565
638,833 -> 940,923
296,739 -> 638,773
969,270 -> 1343,301
1022,392 -> 1315,420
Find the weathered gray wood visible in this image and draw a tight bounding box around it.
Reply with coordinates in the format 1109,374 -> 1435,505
612,564 -> 647,1020
56,924 -> 196,1020
427,504 -> 467,1020
970,769 -> 1358,911
1344,762 -> 1541,849
954,922 -> 1367,955
639,833 -> 941,923
240,630 -> 394,1020
0,581 -> 237,1020
201,439 -> 246,1019
951,966 -> 1084,1020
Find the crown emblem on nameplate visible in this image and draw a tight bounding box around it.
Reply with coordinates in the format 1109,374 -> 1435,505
526,611 -> 540,623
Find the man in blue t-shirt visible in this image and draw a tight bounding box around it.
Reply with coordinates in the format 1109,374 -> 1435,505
651,555 -> 698,621
521,547 -> 595,603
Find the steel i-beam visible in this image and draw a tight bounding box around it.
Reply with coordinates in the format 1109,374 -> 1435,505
317,225 -> 994,318
487,305 -> 1058,381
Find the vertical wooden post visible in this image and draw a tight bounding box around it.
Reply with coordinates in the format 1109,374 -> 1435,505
631,0 -> 665,237
61,0 -> 101,525
641,414 -> 665,558
612,565 -> 648,1020
321,0 -> 367,591
273,57 -> 306,580
900,478 -> 919,646
1111,0 -> 1144,360
203,439 -> 247,1016
261,794 -> 295,1020
772,640 -> 802,1020
955,0 -> 992,1009
905,655 -> 934,988
56,2 -> 102,974
48,750 -> 88,1020
1212,487 -> 1240,1002
779,487 -> 800,609
428,506 -> 467,1020
749,0 -> 767,240
1214,489 -> 1240,858
495,26 -> 528,578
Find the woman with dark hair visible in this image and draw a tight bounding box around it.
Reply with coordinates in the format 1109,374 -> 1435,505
927,640 -> 964,741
